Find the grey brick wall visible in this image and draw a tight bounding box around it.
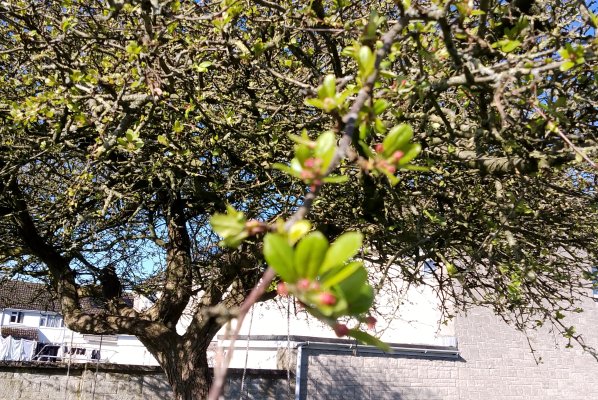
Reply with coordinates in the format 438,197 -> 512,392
455,297 -> 598,400
0,363 -> 293,400
300,297 -> 598,400
299,349 -> 459,400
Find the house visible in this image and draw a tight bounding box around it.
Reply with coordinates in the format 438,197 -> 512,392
0,272 -> 458,368
1,271 -> 597,400
0,280 -> 158,365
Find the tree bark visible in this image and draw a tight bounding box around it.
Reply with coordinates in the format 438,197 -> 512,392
167,356 -> 212,400
141,335 -> 213,400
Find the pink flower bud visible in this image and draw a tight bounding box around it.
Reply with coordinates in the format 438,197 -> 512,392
303,158 -> 316,168
365,316 -> 377,330
392,151 -> 404,162
375,143 -> 384,153
300,170 -> 314,181
277,282 -> 288,296
334,323 -> 349,337
318,292 -> 337,305
297,279 -> 311,290
386,165 -> 396,174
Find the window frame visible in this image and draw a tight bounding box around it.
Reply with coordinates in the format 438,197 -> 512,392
9,311 -> 24,324
39,313 -> 64,328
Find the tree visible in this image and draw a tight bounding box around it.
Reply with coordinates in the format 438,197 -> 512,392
0,0 -> 596,398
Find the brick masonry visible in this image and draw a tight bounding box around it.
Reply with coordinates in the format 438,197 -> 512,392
0,363 -> 293,400
2,298 -> 597,399
300,297 -> 598,400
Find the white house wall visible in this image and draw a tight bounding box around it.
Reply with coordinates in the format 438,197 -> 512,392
205,280 -> 456,369
0,308 -> 158,366
0,309 -> 42,328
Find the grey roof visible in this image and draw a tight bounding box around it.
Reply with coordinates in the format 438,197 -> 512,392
0,280 -> 134,314
0,280 -> 60,312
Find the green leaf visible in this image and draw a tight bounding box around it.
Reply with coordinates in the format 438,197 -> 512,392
263,233 -> 297,283
358,45 -> 375,77
446,263 -> 459,277
173,120 -> 184,133
397,143 -> 421,166
315,131 -> 337,170
210,214 -> 245,239
304,98 -> 325,109
272,163 -> 295,176
322,175 -> 348,184
294,231 -> 329,279
346,284 -> 374,314
373,99 -> 389,115
500,39 -> 521,53
125,41 -> 143,56
290,158 -> 303,175
560,60 -> 576,72
382,124 -> 413,157
320,231 -> 363,273
233,40 -> 251,57
288,131 -> 314,146
210,209 -> 248,248
288,220 -> 312,245
336,264 -> 368,301
347,329 -> 390,352
380,167 -> 399,186
295,144 -> 311,165
157,135 -> 169,146
358,140 -> 375,158
318,74 -> 337,99
321,261 -> 364,289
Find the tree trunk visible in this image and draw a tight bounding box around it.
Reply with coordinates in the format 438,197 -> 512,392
166,358 -> 212,400
142,336 -> 213,400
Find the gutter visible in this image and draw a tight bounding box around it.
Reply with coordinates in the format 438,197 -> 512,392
296,341 -> 459,359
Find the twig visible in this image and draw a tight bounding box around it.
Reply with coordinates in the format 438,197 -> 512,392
533,106 -> 598,170
208,267 -> 276,400
207,13 -> 411,400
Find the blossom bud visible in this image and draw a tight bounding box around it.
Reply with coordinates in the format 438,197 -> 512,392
333,323 -> 349,337
375,143 -> 384,153
303,158 -> 316,168
365,316 -> 377,330
277,282 -> 288,296
392,151 -> 404,162
318,292 -> 336,305
297,279 -> 311,291
300,170 -> 314,181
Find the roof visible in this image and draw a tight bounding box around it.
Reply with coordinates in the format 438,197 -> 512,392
0,280 -> 134,314
0,280 -> 60,312
0,326 -> 39,341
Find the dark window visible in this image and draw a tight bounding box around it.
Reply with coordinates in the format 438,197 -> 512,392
9,311 -> 24,324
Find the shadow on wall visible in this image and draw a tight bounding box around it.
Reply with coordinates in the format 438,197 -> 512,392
0,363 -> 297,400
299,349 -> 460,400
225,369 -> 295,400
